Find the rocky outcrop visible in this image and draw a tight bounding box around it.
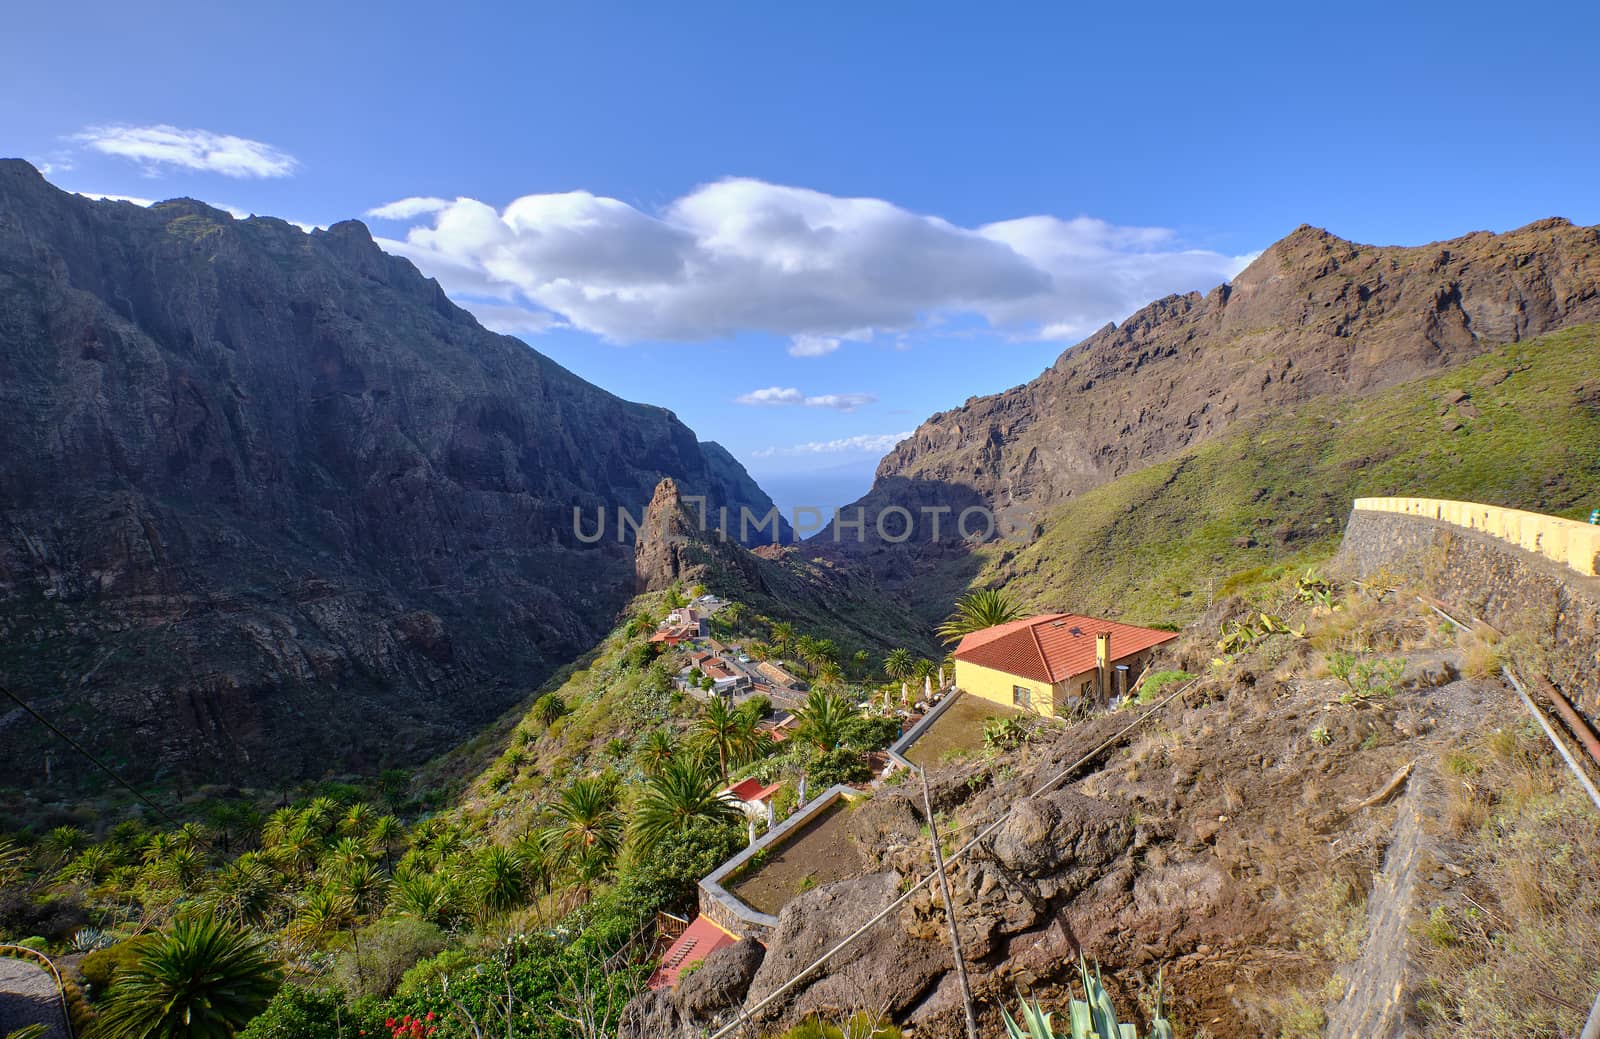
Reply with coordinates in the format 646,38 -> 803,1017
0,159 -> 782,793
829,218 -> 1600,543
633,477 -> 765,593
616,940 -> 766,1039
676,939 -> 766,1021
743,872 -> 948,1023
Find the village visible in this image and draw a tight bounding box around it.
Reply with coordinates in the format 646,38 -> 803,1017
638,593 -> 1182,993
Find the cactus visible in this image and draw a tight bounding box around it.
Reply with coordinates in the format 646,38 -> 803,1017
1002,956 -> 1172,1039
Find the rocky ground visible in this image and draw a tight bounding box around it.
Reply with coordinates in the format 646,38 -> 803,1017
624,574 -> 1600,1038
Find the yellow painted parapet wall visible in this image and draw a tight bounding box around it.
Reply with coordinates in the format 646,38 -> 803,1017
1354,497 -> 1600,578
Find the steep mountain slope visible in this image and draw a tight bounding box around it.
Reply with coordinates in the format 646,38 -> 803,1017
633,476 -> 940,656
832,218 -> 1600,544
977,323 -> 1600,624
0,160 -> 784,795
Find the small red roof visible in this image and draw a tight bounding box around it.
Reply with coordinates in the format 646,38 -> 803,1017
647,915 -> 738,990
954,613 -> 1177,684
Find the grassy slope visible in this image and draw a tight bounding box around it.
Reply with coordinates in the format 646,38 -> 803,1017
975,323 -> 1600,625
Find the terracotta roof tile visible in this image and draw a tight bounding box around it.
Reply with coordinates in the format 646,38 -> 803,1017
954,613 -> 1178,684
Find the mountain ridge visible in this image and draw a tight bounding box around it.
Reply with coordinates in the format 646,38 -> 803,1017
0,159 -> 785,796
831,216 -> 1600,545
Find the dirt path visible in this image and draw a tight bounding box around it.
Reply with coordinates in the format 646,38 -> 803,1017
0,955 -> 71,1039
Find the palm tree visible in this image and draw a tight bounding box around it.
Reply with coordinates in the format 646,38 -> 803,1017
40,825 -> 85,865
532,692 -> 567,727
289,887 -> 354,949
912,658 -> 938,685
302,797 -> 341,839
339,802 -> 371,837
473,845 -> 528,916
390,869 -> 459,927
793,688 -> 861,753
539,776 -> 624,882
814,659 -> 845,689
635,729 -> 677,777
630,757 -> 741,852
882,648 -> 914,684
336,860 -> 389,918
936,588 -> 1025,644
691,696 -> 766,783
769,621 -> 795,656
204,853 -> 279,928
324,836 -> 370,874
94,915 -> 281,1039
368,815 -> 406,872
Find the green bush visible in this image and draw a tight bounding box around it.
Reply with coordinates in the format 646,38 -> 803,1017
239,985 -> 351,1039
1136,670 -> 1195,704
396,949 -> 477,997
838,715 -> 899,752
333,918 -> 448,1000
80,940 -> 142,993
807,748 -> 871,789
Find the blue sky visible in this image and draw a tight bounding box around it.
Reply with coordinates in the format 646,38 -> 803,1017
6,1 -> 1598,519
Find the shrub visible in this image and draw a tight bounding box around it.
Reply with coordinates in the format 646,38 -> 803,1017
837,715 -> 899,752
807,748 -> 870,789
396,949 -> 477,998
1136,670 -> 1195,704
334,918 -> 448,1000
80,940 -> 142,994
239,985 -> 351,1039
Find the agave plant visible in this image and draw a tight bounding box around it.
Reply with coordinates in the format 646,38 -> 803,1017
1002,956 -> 1172,1039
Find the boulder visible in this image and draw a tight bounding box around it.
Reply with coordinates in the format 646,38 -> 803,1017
846,788 -> 924,871
676,939 -> 766,1023
986,790 -> 1132,883
618,987 -> 682,1039
743,872 -> 947,1024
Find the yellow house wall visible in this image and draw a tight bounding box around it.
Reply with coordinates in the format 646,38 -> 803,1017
954,660 -> 1059,716
958,649 -> 1167,718
1355,497 -> 1600,577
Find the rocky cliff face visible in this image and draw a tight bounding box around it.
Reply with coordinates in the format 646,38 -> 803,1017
0,159 -> 782,793
831,219 -> 1600,540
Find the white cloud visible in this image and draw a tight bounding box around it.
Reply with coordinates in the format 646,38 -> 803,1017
736,387 -> 877,412
372,177 -> 1252,347
366,196 -> 453,220
737,387 -> 806,406
73,124 -> 297,178
75,191 -> 324,232
753,431 -> 913,457
788,334 -> 841,357
79,192 -> 157,207
463,302 -> 561,335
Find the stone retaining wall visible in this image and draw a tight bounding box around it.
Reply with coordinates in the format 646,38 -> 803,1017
1336,508 -> 1600,727
698,783 -> 861,941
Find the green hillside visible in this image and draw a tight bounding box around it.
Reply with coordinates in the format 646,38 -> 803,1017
977,323 -> 1600,624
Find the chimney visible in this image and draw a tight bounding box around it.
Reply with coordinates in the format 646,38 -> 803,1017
1096,632 -> 1111,699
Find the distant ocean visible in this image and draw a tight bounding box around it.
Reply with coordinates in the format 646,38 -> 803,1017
747,469 -> 876,541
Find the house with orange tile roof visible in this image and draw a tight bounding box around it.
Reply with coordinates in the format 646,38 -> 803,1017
646,914 -> 740,991
952,613 -> 1178,717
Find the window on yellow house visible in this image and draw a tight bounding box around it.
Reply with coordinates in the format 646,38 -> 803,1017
1012,685 -> 1032,708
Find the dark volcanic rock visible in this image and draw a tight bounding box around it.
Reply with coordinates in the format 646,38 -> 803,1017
618,987 -> 681,1039
985,790 -> 1131,892
743,872 -> 947,1024
0,159 -> 783,794
675,939 -> 766,1023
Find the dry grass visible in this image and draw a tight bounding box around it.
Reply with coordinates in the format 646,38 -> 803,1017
1455,622 -> 1505,679
1417,729 -> 1600,1037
